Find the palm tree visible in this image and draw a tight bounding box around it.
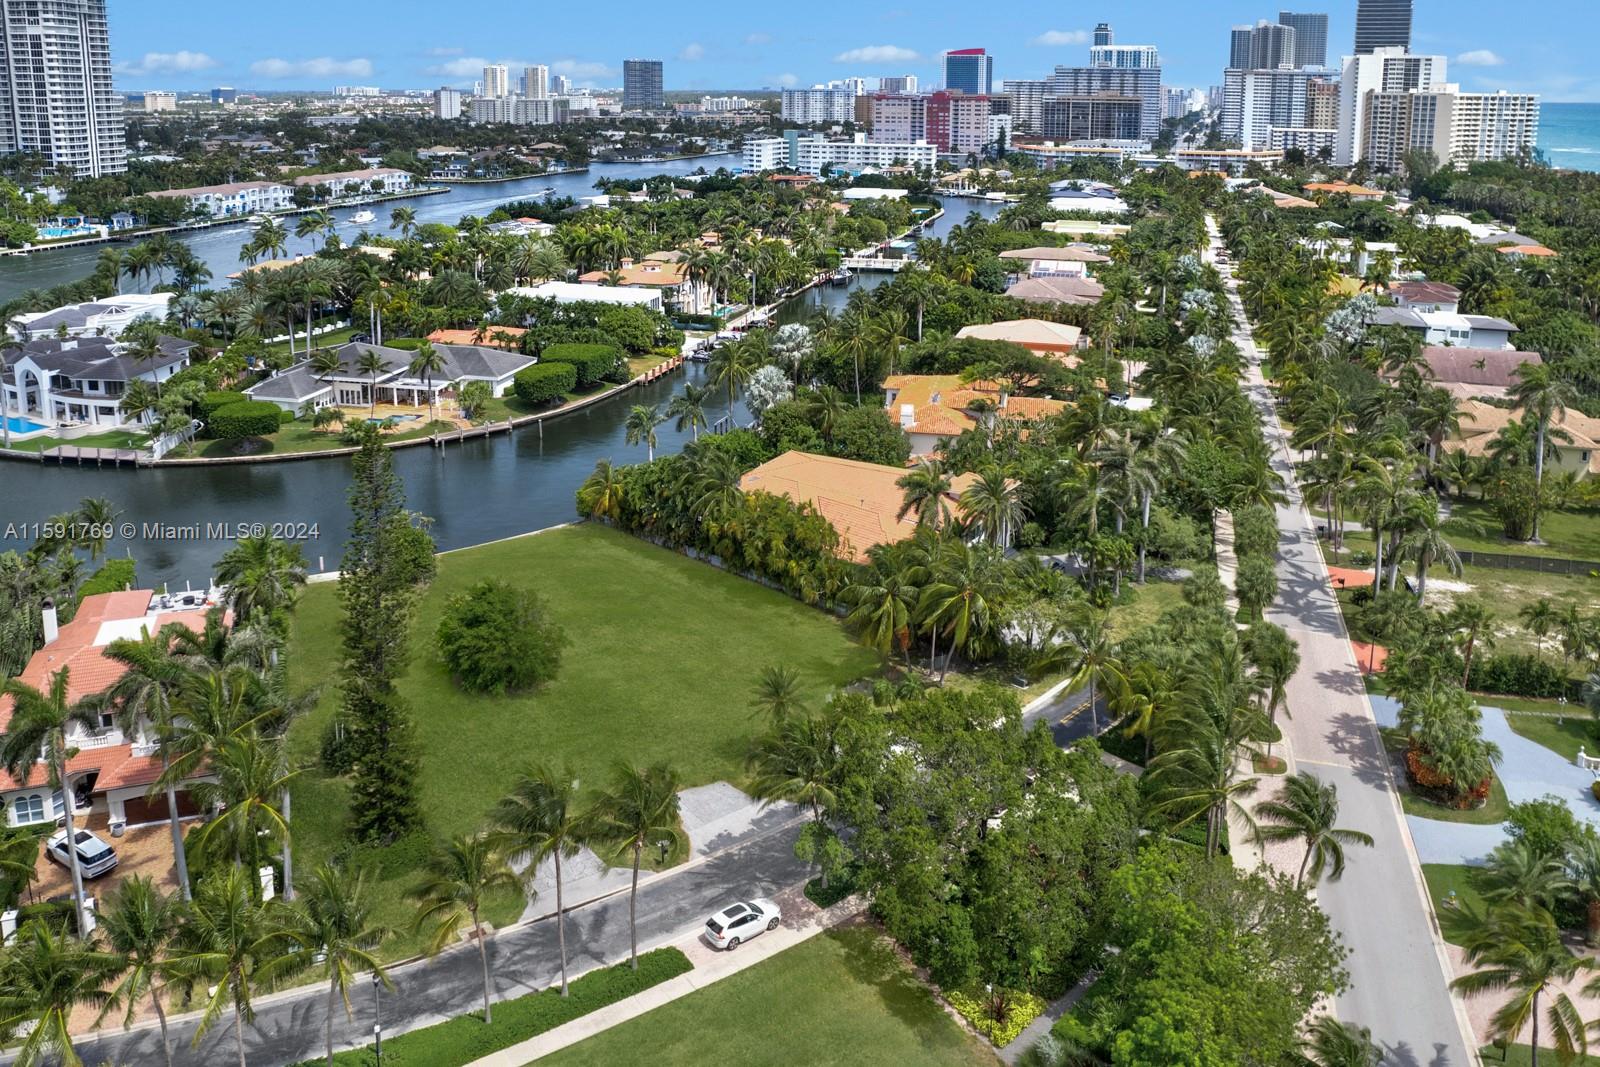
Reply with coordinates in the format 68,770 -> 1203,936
189,734 -> 295,877
355,349 -> 386,417
98,876 -> 184,1067
0,668 -> 100,934
75,497 -> 117,561
747,711 -> 844,888
1301,1015 -> 1383,1067
623,403 -> 666,461
917,542 -> 1010,681
1448,598 -> 1496,688
168,864 -> 293,1067
958,466 -> 1027,548
707,339 -> 756,408
841,545 -> 924,665
1110,661 -> 1183,762
576,459 -> 626,522
587,761 -> 683,969
280,863 -> 392,1066
409,833 -> 519,1023
1400,499 -> 1461,601
1520,599 -> 1559,662
750,665 -> 806,722
487,765 -> 584,996
1480,838 -> 1573,914
213,534 -> 308,626
665,383 -> 710,442
1451,906 -> 1593,1066
0,921 -> 121,1067
407,342 -> 448,422
896,458 -> 953,531
389,207 -> 416,238
1252,773 -> 1374,886
1509,363 -> 1578,542
1148,704 -> 1261,859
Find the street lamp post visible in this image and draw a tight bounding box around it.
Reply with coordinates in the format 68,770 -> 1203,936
372,970 -> 383,1066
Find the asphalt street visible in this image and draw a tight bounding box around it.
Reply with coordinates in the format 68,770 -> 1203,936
53,819 -> 809,1067
1209,218 -> 1475,1066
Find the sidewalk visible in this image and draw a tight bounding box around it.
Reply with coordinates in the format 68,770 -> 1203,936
468,895 -> 867,1066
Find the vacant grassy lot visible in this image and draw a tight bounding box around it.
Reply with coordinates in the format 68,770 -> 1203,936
284,524 -> 879,955
539,925 -> 1000,1067
1421,863 -> 1488,948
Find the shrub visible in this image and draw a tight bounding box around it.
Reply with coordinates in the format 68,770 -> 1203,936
1505,795 -> 1583,859
1232,503 -> 1278,559
947,987 -> 1048,1047
513,362 -> 577,405
1468,652 -> 1577,700
207,400 -> 283,440
383,338 -> 426,351
76,558 -> 136,597
1592,780 -> 1600,803
319,715 -> 358,775
540,343 -> 621,386
436,579 -> 568,694
198,390 -> 248,421
1491,465 -> 1541,541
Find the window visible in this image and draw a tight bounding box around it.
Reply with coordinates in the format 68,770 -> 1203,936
12,794 -> 45,825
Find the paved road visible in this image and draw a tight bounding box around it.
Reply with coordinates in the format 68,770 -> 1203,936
1208,219 -> 1475,1067
57,818 -> 809,1067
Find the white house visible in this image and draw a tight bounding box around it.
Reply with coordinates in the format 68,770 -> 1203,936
291,167 -> 414,197
148,181 -> 295,218
10,294 -> 172,341
996,245 -> 1111,280
507,281 -> 664,311
2,336 -> 195,427
245,340 -> 534,414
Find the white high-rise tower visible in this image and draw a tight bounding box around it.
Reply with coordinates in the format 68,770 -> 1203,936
0,0 -> 125,177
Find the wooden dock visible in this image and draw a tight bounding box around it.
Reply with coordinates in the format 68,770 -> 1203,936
39,445 -> 143,467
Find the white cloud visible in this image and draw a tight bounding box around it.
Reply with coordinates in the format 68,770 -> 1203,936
1031,30 -> 1089,46
773,72 -> 798,88
425,56 -> 513,79
550,59 -> 616,81
678,43 -> 705,62
250,56 -> 373,79
115,50 -> 220,76
1456,49 -> 1505,67
745,33 -> 772,46
833,44 -> 919,64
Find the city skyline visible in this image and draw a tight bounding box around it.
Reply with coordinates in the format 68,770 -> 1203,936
110,0 -> 1600,100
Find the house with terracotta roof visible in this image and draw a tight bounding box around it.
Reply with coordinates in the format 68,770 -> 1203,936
1005,275 -> 1106,307
1418,346 -> 1541,398
997,245 -> 1111,280
427,326 -> 528,350
1495,243 -> 1559,261
1448,399 -> 1600,477
0,591 -> 217,831
737,451 -> 980,562
576,254 -> 714,315
883,374 -> 1067,457
954,319 -> 1085,360
1303,180 -> 1384,201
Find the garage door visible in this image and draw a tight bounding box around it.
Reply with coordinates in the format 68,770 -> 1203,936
122,791 -> 200,825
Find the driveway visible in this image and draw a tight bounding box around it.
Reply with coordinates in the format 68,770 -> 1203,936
1208,217 -> 1474,1066
52,800 -> 811,1067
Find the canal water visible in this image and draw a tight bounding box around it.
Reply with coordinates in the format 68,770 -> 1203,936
0,168 -> 1002,586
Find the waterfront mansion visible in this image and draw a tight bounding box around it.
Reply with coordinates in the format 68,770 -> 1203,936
3,335 -> 195,427
245,340 -> 534,412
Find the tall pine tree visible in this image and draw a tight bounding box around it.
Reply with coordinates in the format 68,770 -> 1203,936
337,434 -> 433,843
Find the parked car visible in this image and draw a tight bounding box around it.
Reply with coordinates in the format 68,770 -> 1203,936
45,828 -> 118,879
704,898 -> 780,950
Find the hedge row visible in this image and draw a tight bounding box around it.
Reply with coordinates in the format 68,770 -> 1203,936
540,343 -> 620,387
208,400 -> 284,440
1468,652 -> 1583,702
513,362 -> 578,405
298,947 -> 693,1066
198,390 -> 249,421
76,559 -> 136,598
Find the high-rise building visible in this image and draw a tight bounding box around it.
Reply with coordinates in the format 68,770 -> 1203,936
1229,21 -> 1297,71
833,77 -> 869,95
1277,12 -> 1329,68
134,91 -> 176,113
211,87 -> 237,105
1336,47 -> 1445,163
1222,67 -> 1316,148
0,0 -> 125,178
878,75 -> 918,94
1164,87 -> 1205,120
1307,77 -> 1339,128
1002,79 -> 1048,132
926,91 -> 994,153
482,65 -> 509,99
551,74 -> 571,95
1040,95 -> 1143,141
1360,85 -> 1539,171
1089,43 -> 1160,69
943,49 -> 993,95
1354,0 -> 1412,54
782,87 -> 856,125
522,65 -> 549,99
623,59 -> 664,110
1048,66 -> 1162,140
871,93 -> 926,143
434,86 -> 462,120
1093,23 -> 1113,48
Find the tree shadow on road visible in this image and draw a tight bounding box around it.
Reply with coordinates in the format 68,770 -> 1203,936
1322,711 -> 1392,787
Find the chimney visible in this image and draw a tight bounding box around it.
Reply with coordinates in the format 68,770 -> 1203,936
41,598 -> 58,646
899,403 -> 915,429
620,257 -> 634,269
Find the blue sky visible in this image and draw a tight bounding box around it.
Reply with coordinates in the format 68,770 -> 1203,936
113,0 -> 1600,101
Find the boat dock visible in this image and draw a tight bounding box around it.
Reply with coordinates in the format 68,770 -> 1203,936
37,445 -> 144,467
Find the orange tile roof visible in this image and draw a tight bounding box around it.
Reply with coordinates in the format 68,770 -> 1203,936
576,261 -> 689,288
883,375 -> 1068,438
1496,243 -> 1558,258
1303,180 -> 1384,198
738,451 -> 978,563
427,327 -> 527,349
954,318 -> 1082,354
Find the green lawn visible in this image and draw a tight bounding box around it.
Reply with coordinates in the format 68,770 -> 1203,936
284,524 -> 879,956
1504,711 -> 1595,763
537,926 -> 1000,1067
1398,771 -> 1509,825
1481,1045 -> 1600,1066
1444,499 -> 1600,561
1107,575 -> 1189,638
6,429 -> 150,454
262,324 -> 362,358
1421,863 -> 1488,947
177,418 -> 455,459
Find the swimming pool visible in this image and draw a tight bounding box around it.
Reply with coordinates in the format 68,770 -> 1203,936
37,226 -> 93,239
363,414 -> 421,427
4,415 -> 49,434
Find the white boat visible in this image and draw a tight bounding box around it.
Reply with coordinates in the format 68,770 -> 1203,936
349,210 -> 377,226
247,214 -> 271,224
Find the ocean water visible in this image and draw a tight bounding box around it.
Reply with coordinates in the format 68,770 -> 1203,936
1540,102 -> 1600,171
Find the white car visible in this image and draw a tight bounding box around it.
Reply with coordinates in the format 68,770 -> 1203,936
45,828 -> 118,879
705,898 -> 781,950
